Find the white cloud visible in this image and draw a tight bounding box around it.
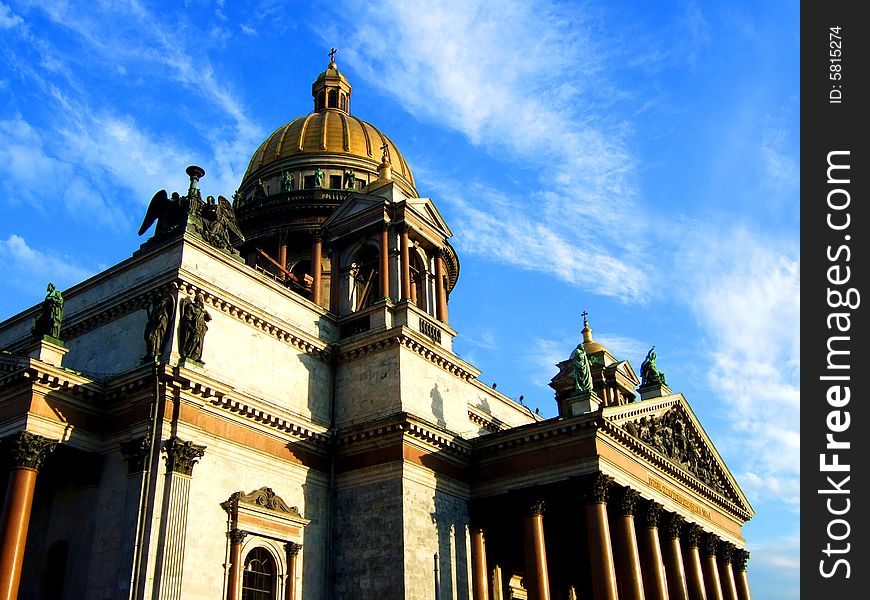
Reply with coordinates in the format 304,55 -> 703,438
0,2 -> 22,29
0,234 -> 94,289
325,0 -> 650,300
679,226 -> 800,506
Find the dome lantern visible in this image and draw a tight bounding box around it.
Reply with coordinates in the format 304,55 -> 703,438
312,48 -> 352,113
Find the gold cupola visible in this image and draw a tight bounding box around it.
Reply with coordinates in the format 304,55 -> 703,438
312,50 -> 352,113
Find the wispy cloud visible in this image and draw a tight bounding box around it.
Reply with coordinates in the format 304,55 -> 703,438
324,0 -> 651,301
679,226 -> 800,506
0,234 -> 94,293
0,2 -> 22,29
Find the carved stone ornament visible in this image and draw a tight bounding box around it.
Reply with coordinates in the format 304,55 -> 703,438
223,487 -> 304,518
639,500 -> 663,528
717,541 -> 735,563
662,513 -> 685,539
582,473 -> 614,504
621,406 -> 727,495
614,488 -> 641,516
163,437 -> 206,476
178,293 -> 211,362
120,436 -> 151,474
732,548 -> 750,571
1,431 -> 57,471
143,292 -> 175,360
226,529 -> 248,545
528,499 -> 546,516
681,522 -> 702,548
285,541 -> 303,556
700,532 -> 720,556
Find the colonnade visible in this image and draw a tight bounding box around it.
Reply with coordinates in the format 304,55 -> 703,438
470,474 -> 751,600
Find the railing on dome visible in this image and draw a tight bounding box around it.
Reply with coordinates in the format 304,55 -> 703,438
234,189 -> 352,215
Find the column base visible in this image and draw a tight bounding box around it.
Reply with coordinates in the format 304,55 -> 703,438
639,383 -> 672,400
25,337 -> 69,367
568,391 -> 600,415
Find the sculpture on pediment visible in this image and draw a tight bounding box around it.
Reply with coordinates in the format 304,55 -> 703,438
178,293 -> 211,362
571,343 -> 593,393
32,282 -> 64,340
143,292 -> 175,360
621,406 -> 725,494
640,346 -> 667,387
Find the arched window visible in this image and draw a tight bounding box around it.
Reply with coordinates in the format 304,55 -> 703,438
340,93 -> 347,111
409,252 -> 427,311
242,547 -> 277,600
351,245 -> 380,311
316,92 -> 325,111
328,90 -> 338,108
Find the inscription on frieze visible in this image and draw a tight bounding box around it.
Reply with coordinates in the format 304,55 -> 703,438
646,475 -> 711,520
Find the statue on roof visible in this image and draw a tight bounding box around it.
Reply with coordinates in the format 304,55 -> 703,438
32,282 -> 64,340
138,190 -> 189,239
571,342 -> 593,393
640,346 -> 667,387
201,195 -> 245,252
313,167 -> 324,189
281,171 -> 294,192
344,169 -> 356,190
254,178 -> 268,199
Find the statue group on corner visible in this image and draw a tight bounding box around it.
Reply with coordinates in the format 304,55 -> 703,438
32,282 -> 64,340
178,293 -> 211,362
138,166 -> 245,255
640,346 -> 667,387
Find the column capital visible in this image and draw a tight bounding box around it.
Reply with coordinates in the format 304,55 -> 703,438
285,541 -> 303,556
581,473 -> 614,503
1,431 -> 57,471
312,229 -> 323,242
700,532 -> 720,556
732,548 -> 750,571
682,522 -> 703,548
661,513 -> 685,539
613,487 -> 641,516
226,529 -> 247,544
120,436 -> 150,474
639,500 -> 663,528
717,541 -> 735,563
163,437 -> 206,476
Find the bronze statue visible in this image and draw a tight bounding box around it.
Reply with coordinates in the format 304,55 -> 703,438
138,190 -> 189,239
281,171 -> 294,192
640,346 -> 667,387
313,167 -> 324,189
143,292 -> 175,360
254,178 -> 268,199
344,169 -> 356,190
571,343 -> 593,393
178,293 -> 211,361
201,195 -> 245,251
32,282 -> 64,339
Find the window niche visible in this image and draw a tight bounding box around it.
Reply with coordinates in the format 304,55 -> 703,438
221,487 -> 309,600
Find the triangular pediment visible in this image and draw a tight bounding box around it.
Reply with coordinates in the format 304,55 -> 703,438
321,193 -> 387,230
405,197 -> 453,239
604,394 -> 753,518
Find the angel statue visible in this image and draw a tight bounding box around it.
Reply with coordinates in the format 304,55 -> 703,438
138,190 -> 189,239
201,195 -> 246,252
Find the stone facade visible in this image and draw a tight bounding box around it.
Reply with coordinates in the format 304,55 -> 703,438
0,58 -> 753,600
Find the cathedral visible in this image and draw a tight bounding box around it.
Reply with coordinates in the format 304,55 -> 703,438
0,57 -> 753,600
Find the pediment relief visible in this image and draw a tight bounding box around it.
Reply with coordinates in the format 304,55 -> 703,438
607,398 -> 751,514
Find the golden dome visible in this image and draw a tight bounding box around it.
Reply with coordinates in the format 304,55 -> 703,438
240,58 -> 417,197
581,315 -> 609,355
241,113 -> 416,193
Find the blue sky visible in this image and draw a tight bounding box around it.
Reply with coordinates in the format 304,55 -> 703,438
0,1 -> 799,597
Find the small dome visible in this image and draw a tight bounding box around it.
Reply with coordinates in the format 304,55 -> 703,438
581,316 -> 609,355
